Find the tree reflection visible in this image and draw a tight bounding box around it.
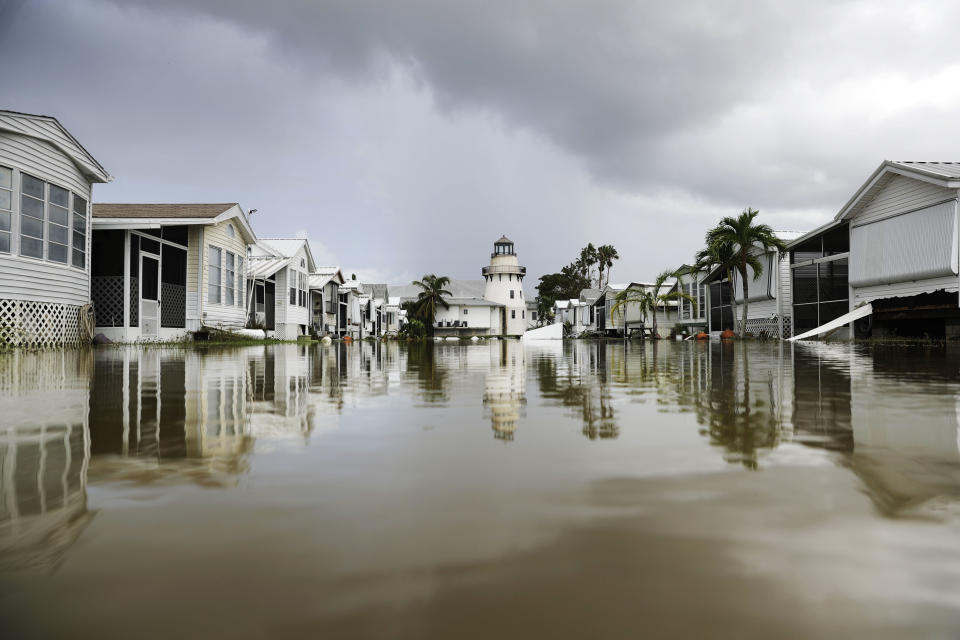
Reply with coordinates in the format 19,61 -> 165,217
406,341 -> 450,403
696,342 -> 781,470
536,341 -> 619,440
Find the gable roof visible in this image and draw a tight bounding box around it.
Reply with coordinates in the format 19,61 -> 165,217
835,160 -> 960,222
0,110 -> 111,183
309,267 -> 346,290
254,237 -> 316,272
92,202 -> 257,243
366,284 -> 389,300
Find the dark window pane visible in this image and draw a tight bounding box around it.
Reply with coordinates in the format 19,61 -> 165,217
0,211 -> 9,232
21,194 -> 43,217
142,258 -> 159,300
72,248 -> 85,268
20,236 -> 43,258
819,258 -> 848,303
140,237 -> 160,254
793,264 -> 818,305
73,212 -> 86,231
48,223 -> 67,244
49,204 -> 68,225
793,303 -> 819,334
162,225 -> 188,245
48,243 -> 68,263
822,224 -> 850,255
21,215 -> 43,239
0,190 -> 10,210
21,174 -> 43,198
73,195 -> 87,214
142,229 -> 162,238
73,231 -> 86,250
0,232 -> 9,253
0,166 -> 10,189
49,184 -> 68,206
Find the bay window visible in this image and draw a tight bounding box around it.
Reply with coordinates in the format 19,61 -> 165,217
19,173 -> 44,258
72,195 -> 87,268
225,252 -> 235,305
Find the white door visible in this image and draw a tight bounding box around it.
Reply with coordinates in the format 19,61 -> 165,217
141,254 -> 160,337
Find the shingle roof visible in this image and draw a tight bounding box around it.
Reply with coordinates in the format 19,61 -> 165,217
495,235 -> 513,244
93,203 -> 237,219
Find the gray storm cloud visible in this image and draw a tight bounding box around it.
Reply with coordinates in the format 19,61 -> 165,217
3,0 -> 960,286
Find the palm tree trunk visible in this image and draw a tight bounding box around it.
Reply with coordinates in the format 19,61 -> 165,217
739,266 -> 749,339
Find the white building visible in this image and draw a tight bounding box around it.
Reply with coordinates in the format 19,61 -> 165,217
0,111 -> 111,347
789,160 -> 960,340
482,235 -> 528,336
309,267 -> 346,337
673,265 -> 708,336
91,203 -> 257,341
247,237 -> 316,340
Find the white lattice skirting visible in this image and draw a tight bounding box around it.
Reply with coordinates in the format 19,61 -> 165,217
0,299 -> 85,348
742,316 -> 792,339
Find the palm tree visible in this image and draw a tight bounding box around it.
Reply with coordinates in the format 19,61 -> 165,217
611,270 -> 696,338
596,244 -> 619,288
412,274 -> 452,332
704,209 -> 786,338
694,232 -> 738,333
578,243 -> 599,287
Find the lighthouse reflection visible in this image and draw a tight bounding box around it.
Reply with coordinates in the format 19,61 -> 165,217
484,340 -> 526,440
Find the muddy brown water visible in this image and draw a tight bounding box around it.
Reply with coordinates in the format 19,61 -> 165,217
1,340 -> 960,638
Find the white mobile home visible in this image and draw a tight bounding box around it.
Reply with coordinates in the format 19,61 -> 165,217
790,161 -> 960,340
247,238 -> 316,340
309,267 -> 346,337
0,111 -> 111,347
673,266 -> 708,336
91,204 -> 256,342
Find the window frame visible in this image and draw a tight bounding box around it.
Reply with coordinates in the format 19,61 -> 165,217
0,165 -> 11,254
225,251 -> 236,306
207,245 -> 222,304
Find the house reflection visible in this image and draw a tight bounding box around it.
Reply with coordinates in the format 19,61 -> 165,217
0,351 -> 93,572
484,340 -> 526,440
87,347 -> 253,485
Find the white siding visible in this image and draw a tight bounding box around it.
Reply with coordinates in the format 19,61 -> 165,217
0,131 -> 93,306
850,200 -> 958,287
778,256 -> 792,320
199,220 -> 249,330
854,174 -> 956,226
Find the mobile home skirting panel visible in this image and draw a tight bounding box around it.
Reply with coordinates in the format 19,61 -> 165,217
850,200 -> 958,288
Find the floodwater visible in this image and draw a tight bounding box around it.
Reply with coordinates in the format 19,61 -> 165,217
1,340 -> 960,639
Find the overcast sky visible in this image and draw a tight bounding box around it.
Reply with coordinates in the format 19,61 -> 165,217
3,0 -> 960,289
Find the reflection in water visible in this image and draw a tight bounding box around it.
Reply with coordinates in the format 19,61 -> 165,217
0,351 -> 92,572
484,340 -> 526,440
3,341 -> 960,636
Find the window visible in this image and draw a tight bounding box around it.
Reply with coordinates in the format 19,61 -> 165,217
463,308 -> 469,315
47,184 -> 70,263
510,290 -> 515,299
289,268 -> 297,306
0,166 -> 11,252
532,311 -> 538,320
522,310 -> 525,319
299,273 -> 307,307
511,310 -> 516,319
237,256 -> 244,306
208,246 -> 222,303
72,195 -> 87,268
225,252 -> 235,305
226,223 -> 235,238
19,173 -> 44,258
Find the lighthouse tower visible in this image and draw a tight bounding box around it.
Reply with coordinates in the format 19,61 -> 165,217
482,235 -> 527,336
